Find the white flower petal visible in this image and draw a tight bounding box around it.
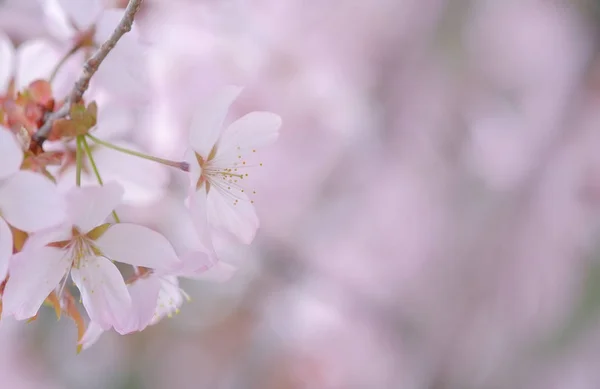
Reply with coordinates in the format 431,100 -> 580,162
91,141 -> 169,206
20,223 -> 72,250
71,256 -> 132,333
186,260 -> 237,282
215,111 -> 282,161
0,128 -> 23,180
127,276 -> 161,331
92,97 -> 134,140
152,196 -> 210,255
80,321 -> 105,351
94,10 -> 148,100
0,32 -> 15,92
189,85 -> 243,157
15,39 -> 61,90
207,189 -> 259,244
42,0 -> 78,41
66,181 -> 123,232
59,0 -> 103,30
95,223 -> 180,270
0,171 -> 66,232
151,276 -> 185,325
170,249 -> 216,278
0,217 -> 12,281
189,188 -> 214,251
2,247 -> 71,320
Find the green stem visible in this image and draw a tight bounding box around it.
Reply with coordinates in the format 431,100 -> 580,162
86,133 -> 189,171
81,136 -> 103,185
81,136 -> 121,223
75,136 -> 83,186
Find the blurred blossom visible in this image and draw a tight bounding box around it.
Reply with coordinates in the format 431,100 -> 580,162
3,0 -> 600,388
464,0 -> 592,191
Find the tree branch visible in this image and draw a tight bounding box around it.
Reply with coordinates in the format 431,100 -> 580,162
33,0 -> 144,145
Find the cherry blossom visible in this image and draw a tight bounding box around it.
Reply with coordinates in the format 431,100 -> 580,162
79,274 -> 190,350
0,127 -> 66,281
40,0 -> 147,100
129,195 -> 238,280
0,1 -> 283,352
0,32 -> 83,103
1,182 -> 181,333
185,86 -> 281,245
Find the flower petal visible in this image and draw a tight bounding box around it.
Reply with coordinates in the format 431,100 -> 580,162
127,276 -> 161,331
71,256 -> 132,333
91,95 -> 134,140
151,276 -> 186,325
0,32 -> 14,92
207,189 -> 259,244
15,39 -> 61,91
0,127 -> 23,180
79,321 -> 105,351
93,10 -> 148,101
153,196 -> 211,255
0,218 -> 12,281
184,259 -> 237,282
189,85 -> 243,158
66,181 -> 123,232
189,188 -> 213,248
2,247 -> 71,320
57,0 -> 103,31
42,0 -> 77,41
0,171 -> 66,232
215,111 -> 282,161
165,249 -> 215,278
95,223 -> 180,270
90,141 -> 169,206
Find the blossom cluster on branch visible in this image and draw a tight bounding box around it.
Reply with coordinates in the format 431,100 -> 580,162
0,0 -> 281,352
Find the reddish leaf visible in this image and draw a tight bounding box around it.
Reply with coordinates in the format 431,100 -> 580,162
27,80 -> 54,107
63,290 -> 86,354
44,291 -> 62,320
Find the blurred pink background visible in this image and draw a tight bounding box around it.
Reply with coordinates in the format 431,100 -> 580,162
4,0 -> 600,388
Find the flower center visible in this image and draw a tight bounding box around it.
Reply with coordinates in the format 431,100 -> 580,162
194,147 -> 259,207
47,224 -> 109,269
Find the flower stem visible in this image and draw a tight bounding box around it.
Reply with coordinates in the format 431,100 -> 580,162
86,133 -> 190,172
81,136 -> 121,223
75,136 -> 83,186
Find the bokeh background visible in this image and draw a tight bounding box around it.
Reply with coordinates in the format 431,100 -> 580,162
4,0 -> 600,388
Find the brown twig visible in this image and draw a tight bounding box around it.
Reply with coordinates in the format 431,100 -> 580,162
33,0 -> 143,146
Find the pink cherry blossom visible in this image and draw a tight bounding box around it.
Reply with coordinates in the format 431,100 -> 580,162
40,0 -> 148,101
0,31 -> 77,96
121,194 -> 238,280
1,181 -> 181,333
185,86 -> 281,245
0,127 -> 66,280
79,274 -> 190,350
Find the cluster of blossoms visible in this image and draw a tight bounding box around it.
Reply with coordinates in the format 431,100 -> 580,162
0,0 -> 281,352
